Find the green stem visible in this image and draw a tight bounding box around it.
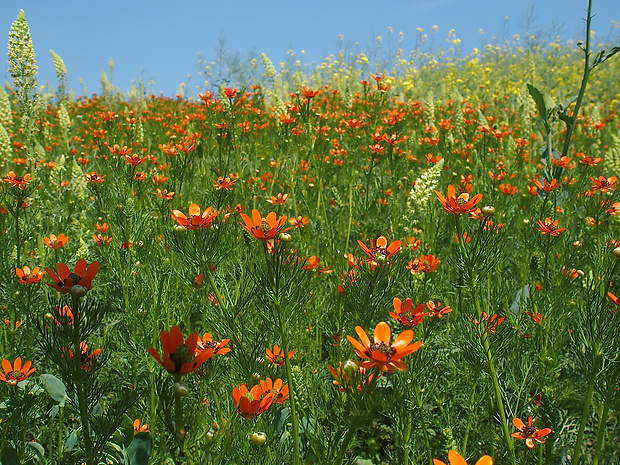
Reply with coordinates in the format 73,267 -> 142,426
332,417 -> 361,465
591,374 -> 613,465
279,317 -> 301,465
461,369 -> 480,456
572,352 -> 602,462
415,380 -> 433,465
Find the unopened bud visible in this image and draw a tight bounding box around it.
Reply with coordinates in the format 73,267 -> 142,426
251,432 -> 267,446
279,232 -> 291,242
573,240 -> 583,249
343,359 -> 359,376
70,285 -> 88,298
481,205 -> 495,217
613,247 -> 620,259
174,382 -> 190,397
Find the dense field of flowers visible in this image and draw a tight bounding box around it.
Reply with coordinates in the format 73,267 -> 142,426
1,6 -> 619,465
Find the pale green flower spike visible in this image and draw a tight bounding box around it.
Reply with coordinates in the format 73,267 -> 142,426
0,122 -> 12,164
7,10 -> 38,106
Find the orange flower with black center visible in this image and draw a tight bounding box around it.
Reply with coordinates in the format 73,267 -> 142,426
533,178 -> 561,193
512,416 -> 551,449
347,321 -> 422,372
239,209 -> 289,242
301,86 -> 321,100
426,300 -> 453,317
16,265 -> 44,284
44,259 -> 100,295
65,342 -> 102,371
357,236 -> 401,268
153,188 -> 174,200
213,176 -> 235,191
390,298 -> 428,327
123,153 -> 149,167
537,218 -> 565,236
231,383 -> 274,420
3,171 -> 32,190
266,344 -> 293,367
170,203 -> 218,230
43,233 -> 69,249
195,333 -> 231,357
266,193 -> 289,205
433,450 -> 493,465
85,172 -> 105,183
0,357 -> 36,386
148,326 -> 213,376
289,215 -> 309,228
590,175 -> 617,193
259,378 -> 289,404
435,184 -> 483,215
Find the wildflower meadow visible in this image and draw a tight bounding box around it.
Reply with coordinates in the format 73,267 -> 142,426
1,2 -> 620,464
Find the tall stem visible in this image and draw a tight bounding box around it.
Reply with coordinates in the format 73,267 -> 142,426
572,352 -> 602,462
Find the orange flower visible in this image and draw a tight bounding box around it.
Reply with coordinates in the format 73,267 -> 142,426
590,175 -> 617,193
266,193 -> 289,205
435,184 -> 483,214
148,326 -> 214,376
301,86 -> 321,100
499,183 -> 518,195
95,222 -> 109,233
433,450 -> 493,465
239,209 -> 289,241
608,292 -> 620,308
63,342 -> 102,371
259,377 -> 289,404
153,188 -> 174,200
357,236 -> 401,267
265,344 -> 293,367
390,298 -> 428,327
512,416 -> 552,449
195,333 -> 231,357
303,256 -> 319,271
472,312 -> 505,335
231,383 -> 274,420
44,259 -> 100,295
85,172 -> 105,183
133,419 -> 149,433
537,218 -> 565,236
3,171 -> 32,190
213,176 -> 235,191
93,234 -> 112,246
16,265 -> 44,284
426,300 -> 453,317
223,87 -> 238,99
577,152 -> 602,167
170,203 -> 218,230
0,357 -> 36,386
43,233 -> 69,249
49,305 -> 74,325
533,178 -> 561,193
327,362 -> 379,393
347,321 -> 422,372
289,215 -> 309,228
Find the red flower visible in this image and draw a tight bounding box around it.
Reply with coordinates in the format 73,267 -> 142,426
357,236 -> 401,268
3,171 -> 32,190
435,184 -> 483,214
195,333 -> 230,357
512,416 -> 552,449
63,342 -> 102,371
44,259 -> 100,295
148,326 -> 213,376
265,344 -> 293,367
537,218 -> 565,236
533,178 -> 560,193
231,383 -> 274,420
170,204 -> 218,230
390,298 -> 428,327
347,321 -> 422,372
426,300 -> 452,317
239,209 -> 289,241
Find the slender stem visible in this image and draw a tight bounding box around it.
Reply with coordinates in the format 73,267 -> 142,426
414,380 -> 433,465
461,369 -> 480,456
332,417 -> 361,465
572,352 -> 602,462
592,374 -> 613,465
279,316 -> 301,465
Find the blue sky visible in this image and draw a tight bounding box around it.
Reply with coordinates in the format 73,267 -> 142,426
2,0 -> 618,97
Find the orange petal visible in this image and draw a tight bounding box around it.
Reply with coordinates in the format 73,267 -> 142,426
447,450 -> 468,465
373,321 -> 391,346
475,456 -> 493,465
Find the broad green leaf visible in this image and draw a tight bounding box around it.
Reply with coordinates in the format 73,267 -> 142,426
0,446 -> 20,465
527,83 -> 548,131
40,374 -> 68,407
127,432 -> 152,465
25,442 -> 44,462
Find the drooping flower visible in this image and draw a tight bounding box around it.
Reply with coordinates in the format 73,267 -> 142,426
434,184 -> 483,214
148,326 -> 213,376
433,450 -> 493,465
259,378 -> 289,404
231,383 -> 274,420
43,233 -> 69,249
265,344 -> 293,367
347,321 -> 422,372
170,203 -> 218,230
63,342 -> 102,371
0,357 -> 35,386
390,298 -> 428,327
512,416 -> 552,449
15,265 -> 44,284
239,209 -> 289,241
357,236 -> 401,268
44,259 -> 99,295
537,218 -> 565,236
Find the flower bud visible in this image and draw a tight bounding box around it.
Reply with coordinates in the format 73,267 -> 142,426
70,285 -> 88,298
573,240 -> 583,249
481,205 -> 495,217
173,224 -> 186,234
251,432 -> 267,446
613,247 -> 620,259
279,232 -> 291,242
343,359 -> 359,376
174,382 -> 190,397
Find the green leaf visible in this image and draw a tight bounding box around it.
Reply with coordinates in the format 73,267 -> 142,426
127,432 -> 152,465
0,446 -> 21,465
40,374 -> 68,407
527,83 -> 548,131
591,45 -> 620,69
25,442 -> 44,462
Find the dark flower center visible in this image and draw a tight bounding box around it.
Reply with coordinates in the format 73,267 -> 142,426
67,272 -> 83,285
369,342 -> 395,358
8,370 -> 23,381
170,344 -> 193,370
521,425 -> 536,436
260,220 -> 272,233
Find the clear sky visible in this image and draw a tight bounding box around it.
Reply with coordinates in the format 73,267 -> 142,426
2,0 -> 619,97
